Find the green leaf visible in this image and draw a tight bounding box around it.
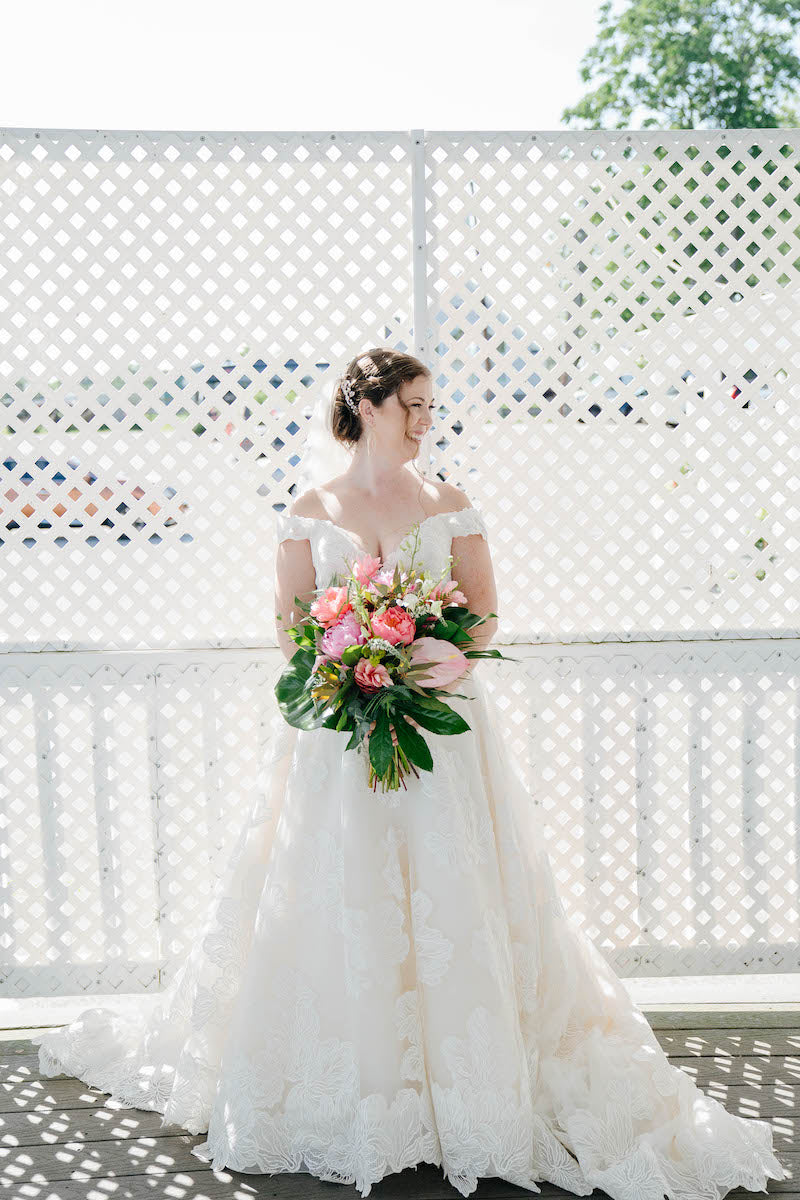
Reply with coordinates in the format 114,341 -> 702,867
464,648 -> 520,662
335,706 -> 351,731
431,618 -> 460,640
403,694 -> 471,735
405,661 -> 445,677
393,715 -> 434,772
274,647 -> 321,730
340,643 -> 366,666
320,706 -> 343,730
286,624 -> 316,650
368,708 -> 395,777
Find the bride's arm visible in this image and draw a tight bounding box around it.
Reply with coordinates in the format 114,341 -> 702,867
440,521 -> 499,689
274,534 -> 317,664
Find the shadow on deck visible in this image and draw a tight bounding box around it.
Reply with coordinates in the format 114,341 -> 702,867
3,1008 -> 797,1198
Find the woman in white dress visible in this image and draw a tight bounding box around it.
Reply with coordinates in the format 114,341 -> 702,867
33,348 -> 785,1199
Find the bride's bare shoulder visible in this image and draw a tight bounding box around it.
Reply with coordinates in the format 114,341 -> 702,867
433,481 -> 473,513
287,487 -> 329,520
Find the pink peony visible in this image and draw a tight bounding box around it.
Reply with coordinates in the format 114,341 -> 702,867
354,658 -> 394,693
310,585 -> 352,629
321,611 -> 367,660
353,553 -> 382,584
408,636 -> 468,687
370,605 -> 416,646
430,579 -> 468,605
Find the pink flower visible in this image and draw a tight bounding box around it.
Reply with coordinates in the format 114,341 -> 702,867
354,658 -> 394,693
370,605 -> 416,646
312,652 -> 331,673
353,553 -> 382,584
321,611 -> 367,660
310,585 -> 352,628
364,567 -> 397,593
408,636 -> 468,687
431,579 -> 468,605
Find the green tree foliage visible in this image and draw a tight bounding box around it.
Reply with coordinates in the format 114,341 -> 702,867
562,0 -> 800,128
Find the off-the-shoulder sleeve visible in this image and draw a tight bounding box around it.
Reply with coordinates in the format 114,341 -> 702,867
447,505 -> 488,540
275,512 -> 315,544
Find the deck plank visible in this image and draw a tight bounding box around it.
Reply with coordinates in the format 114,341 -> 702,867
4,1024 -> 795,1198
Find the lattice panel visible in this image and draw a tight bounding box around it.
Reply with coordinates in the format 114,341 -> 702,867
426,129 -> 800,641
2,129 -> 799,652
2,653 -> 274,997
527,640 -> 799,975
0,128 -> 417,652
3,129 -> 798,997
0,129 -> 414,376
3,641 -> 796,998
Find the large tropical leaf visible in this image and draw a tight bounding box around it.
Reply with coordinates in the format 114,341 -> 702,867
393,714 -> 434,772
368,707 -> 395,777
274,646 -> 321,730
400,692 -> 471,735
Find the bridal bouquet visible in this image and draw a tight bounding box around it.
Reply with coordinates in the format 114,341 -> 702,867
275,528 -> 514,792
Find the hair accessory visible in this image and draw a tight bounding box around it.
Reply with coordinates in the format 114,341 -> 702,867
341,375 -> 360,416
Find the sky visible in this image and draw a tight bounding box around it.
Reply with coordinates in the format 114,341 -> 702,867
2,0 -> 606,133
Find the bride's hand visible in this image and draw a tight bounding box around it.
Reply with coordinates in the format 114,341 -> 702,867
367,715 -> 421,745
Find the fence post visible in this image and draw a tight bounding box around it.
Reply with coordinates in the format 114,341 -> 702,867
410,128 -> 429,367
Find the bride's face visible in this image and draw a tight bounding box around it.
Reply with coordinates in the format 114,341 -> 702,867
369,374 -> 434,460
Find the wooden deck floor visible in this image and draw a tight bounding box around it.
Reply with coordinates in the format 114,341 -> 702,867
3,1009 -> 797,1199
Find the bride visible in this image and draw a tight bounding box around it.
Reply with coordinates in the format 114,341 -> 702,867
33,348 -> 785,1200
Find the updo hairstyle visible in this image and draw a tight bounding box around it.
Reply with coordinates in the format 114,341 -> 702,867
332,348 -> 431,446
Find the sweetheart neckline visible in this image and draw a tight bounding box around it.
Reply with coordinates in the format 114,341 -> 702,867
282,507 -> 467,563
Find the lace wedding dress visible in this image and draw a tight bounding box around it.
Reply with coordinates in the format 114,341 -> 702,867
33,504 -> 785,1200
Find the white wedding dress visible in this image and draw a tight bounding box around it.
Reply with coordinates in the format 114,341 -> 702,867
33,504 -> 785,1200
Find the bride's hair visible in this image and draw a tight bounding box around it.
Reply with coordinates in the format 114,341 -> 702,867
332,348 -> 431,447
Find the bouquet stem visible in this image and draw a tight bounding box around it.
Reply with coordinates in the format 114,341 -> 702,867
367,743 -> 420,793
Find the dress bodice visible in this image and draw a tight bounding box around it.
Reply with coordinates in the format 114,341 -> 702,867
275,504 -> 488,588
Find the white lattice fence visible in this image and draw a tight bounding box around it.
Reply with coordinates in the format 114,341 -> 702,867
0,129 -> 419,654
1,127 -> 798,997
3,639 -> 796,1000
424,129 -> 800,640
